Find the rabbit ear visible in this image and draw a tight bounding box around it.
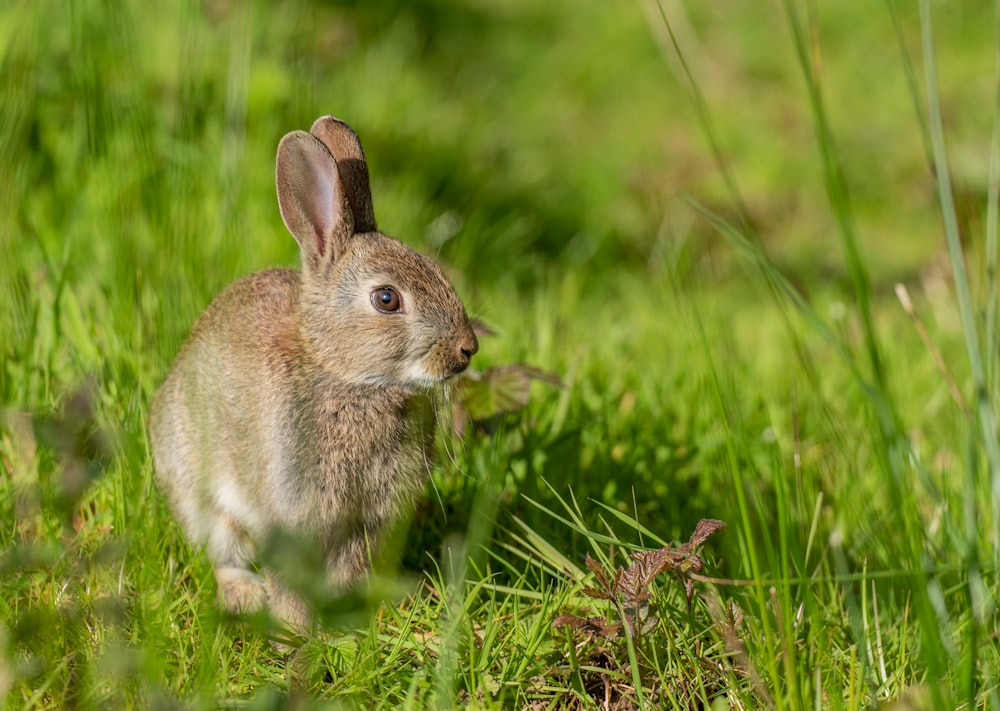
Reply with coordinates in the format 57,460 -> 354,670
276,130 -> 354,270
309,116 -> 377,233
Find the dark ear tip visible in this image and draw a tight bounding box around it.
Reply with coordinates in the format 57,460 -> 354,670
310,116 -> 358,140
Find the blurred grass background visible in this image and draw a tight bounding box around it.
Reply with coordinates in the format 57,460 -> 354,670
2,0 -> 999,707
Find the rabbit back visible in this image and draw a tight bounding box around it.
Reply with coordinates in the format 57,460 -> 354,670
150,269 -> 299,552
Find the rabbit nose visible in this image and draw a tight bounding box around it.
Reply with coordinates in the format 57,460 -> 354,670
459,333 -> 479,362
449,335 -> 477,375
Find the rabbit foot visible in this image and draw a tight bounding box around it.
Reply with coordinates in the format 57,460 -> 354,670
216,566 -> 267,613
265,576 -> 311,634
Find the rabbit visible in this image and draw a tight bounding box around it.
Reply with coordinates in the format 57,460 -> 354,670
149,116 -> 478,630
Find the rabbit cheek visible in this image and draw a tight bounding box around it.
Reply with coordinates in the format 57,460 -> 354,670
353,317 -> 411,382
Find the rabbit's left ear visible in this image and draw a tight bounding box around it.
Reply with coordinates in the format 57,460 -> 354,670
310,116 -> 377,234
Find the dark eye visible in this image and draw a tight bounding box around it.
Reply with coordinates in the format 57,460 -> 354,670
371,287 -> 401,313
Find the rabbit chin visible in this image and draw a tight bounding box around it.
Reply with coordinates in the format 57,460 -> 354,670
402,361 -> 449,391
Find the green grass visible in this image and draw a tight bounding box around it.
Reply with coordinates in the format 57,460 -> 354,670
2,0 -> 1000,708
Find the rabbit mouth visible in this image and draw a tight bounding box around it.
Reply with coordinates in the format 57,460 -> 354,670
402,358 -> 471,391
401,332 -> 475,389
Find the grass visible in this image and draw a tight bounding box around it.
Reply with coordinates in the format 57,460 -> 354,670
2,0 -> 1000,708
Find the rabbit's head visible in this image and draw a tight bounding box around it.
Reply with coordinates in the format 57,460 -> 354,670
276,117 -> 477,389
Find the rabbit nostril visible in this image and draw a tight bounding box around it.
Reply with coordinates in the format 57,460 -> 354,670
462,335 -> 479,359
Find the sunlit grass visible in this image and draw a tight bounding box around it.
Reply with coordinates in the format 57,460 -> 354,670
2,0 -> 1000,708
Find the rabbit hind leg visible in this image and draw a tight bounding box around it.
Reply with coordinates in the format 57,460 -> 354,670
325,530 -> 376,589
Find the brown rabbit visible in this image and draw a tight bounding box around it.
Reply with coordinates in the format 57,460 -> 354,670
149,116 -> 478,629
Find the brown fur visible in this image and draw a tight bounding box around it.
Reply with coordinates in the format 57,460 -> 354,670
149,117 -> 477,630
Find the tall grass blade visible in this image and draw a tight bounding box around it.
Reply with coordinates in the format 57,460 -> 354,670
919,0 -> 1000,567
988,5 -> 1000,405
918,2 -> 1000,703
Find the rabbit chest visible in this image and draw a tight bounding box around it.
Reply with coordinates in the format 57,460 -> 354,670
278,377 -> 436,533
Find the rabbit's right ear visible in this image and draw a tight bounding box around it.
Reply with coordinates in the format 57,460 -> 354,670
276,130 -> 354,272
310,116 -> 377,233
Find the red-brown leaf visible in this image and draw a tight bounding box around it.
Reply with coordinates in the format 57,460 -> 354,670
620,548 -> 674,600
455,364 -> 563,424
687,519 -> 727,549
552,613 -> 622,639
581,586 -> 614,601
584,554 -> 618,597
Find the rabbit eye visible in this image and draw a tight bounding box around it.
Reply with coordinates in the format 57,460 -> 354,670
371,287 -> 402,313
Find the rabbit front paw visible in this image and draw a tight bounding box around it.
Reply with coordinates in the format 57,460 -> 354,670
215,566 -> 267,613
